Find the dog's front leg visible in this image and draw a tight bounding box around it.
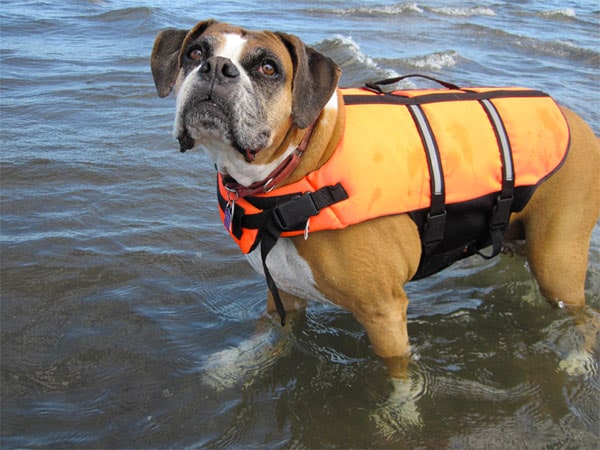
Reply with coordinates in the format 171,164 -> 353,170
354,290 -> 425,430
292,214 -> 422,377
350,290 -> 412,380
201,291 -> 304,391
266,289 -> 307,319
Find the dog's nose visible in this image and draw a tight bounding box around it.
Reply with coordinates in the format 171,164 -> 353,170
198,56 -> 240,82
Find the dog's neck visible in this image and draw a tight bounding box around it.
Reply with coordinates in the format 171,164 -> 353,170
284,89 -> 345,186
222,120 -> 318,197
216,89 -> 344,195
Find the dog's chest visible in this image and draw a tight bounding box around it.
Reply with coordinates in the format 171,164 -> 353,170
245,239 -> 332,305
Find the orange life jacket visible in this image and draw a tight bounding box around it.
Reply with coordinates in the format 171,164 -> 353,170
216,81 -> 570,324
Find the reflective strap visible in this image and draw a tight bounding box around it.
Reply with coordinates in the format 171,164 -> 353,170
477,99 -> 516,259
480,99 -> 514,185
408,104 -> 446,252
409,105 -> 444,199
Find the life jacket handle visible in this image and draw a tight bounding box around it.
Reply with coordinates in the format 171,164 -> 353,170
365,74 -> 461,93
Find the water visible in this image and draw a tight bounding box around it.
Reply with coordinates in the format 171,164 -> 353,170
1,0 -> 599,448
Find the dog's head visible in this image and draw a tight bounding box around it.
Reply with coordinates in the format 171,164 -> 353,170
151,20 -> 340,186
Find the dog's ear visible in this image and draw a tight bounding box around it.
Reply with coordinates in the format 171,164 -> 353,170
151,28 -> 189,97
275,32 -> 341,129
150,20 -> 217,97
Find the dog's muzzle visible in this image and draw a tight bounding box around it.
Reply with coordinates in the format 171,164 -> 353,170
176,55 -> 271,158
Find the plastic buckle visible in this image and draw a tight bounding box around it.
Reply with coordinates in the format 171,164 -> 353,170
274,193 -> 318,231
490,195 -> 513,229
423,210 -> 447,248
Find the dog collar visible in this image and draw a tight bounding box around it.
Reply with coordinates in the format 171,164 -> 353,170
222,122 -> 316,197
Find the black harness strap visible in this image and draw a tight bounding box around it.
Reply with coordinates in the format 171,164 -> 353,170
365,73 -> 462,92
478,98 -> 515,259
259,184 -> 348,325
219,183 -> 348,325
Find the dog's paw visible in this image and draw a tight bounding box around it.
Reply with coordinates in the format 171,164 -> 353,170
370,376 -> 424,437
202,322 -> 292,391
558,350 -> 598,378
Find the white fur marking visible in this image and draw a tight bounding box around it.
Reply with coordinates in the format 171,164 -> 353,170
173,68 -> 198,138
203,140 -> 297,188
246,239 -> 333,306
218,33 -> 247,65
317,90 -> 339,129
325,90 -> 338,111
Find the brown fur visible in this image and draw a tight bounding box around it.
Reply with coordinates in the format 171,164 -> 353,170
152,21 -> 600,377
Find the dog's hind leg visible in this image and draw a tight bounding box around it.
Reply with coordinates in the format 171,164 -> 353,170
515,107 -> 600,375
519,202 -> 600,377
522,214 -> 593,307
517,107 -> 600,307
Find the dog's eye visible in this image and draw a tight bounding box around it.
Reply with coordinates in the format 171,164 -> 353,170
259,61 -> 277,76
188,48 -> 204,61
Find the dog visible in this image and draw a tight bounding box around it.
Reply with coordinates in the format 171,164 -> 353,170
151,20 -> 600,380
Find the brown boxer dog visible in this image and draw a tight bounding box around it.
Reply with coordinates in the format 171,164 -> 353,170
151,20 -> 600,379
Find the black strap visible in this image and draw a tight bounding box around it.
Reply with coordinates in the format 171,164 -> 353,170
260,218 -> 287,324
243,183 -> 348,231
477,99 -> 515,259
238,184 -> 348,325
263,184 -> 348,325
365,74 -> 461,93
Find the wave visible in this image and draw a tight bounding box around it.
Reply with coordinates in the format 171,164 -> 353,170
514,6 -> 592,25
427,6 -> 496,17
327,2 -> 423,16
84,6 -> 155,23
316,35 -> 461,87
538,8 -> 577,20
401,50 -> 460,70
460,24 -> 599,66
316,35 -> 400,84
530,38 -> 599,63
319,2 -> 496,18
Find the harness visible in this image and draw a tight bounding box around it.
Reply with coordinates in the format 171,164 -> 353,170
216,75 -> 570,325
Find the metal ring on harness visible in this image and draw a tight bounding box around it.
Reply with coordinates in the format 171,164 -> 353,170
263,178 -> 276,193
225,188 -> 239,202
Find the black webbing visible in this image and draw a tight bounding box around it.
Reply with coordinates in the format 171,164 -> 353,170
235,184 -> 348,325
477,99 -> 515,259
262,184 -> 348,325
365,74 -> 461,92
344,89 -> 550,107
260,218 -> 287,324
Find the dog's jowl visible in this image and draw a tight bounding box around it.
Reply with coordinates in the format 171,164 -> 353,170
151,20 -> 600,378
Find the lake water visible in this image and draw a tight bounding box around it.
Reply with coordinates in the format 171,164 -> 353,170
1,0 -> 599,448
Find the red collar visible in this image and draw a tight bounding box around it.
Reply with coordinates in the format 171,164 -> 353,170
221,122 -> 316,197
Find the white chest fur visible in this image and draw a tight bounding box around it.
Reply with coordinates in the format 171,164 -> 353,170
245,238 -> 332,305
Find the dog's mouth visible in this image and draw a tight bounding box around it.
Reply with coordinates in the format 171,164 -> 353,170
177,100 -> 272,160
177,99 -> 232,152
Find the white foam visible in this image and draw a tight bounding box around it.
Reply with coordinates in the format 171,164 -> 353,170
330,34 -> 376,67
335,2 -> 423,15
407,50 -> 460,70
430,6 -> 496,17
326,34 -> 401,78
541,8 -> 577,19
